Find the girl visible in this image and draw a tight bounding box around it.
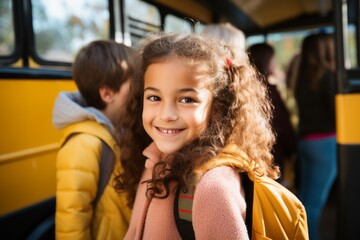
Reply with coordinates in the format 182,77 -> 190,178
115,33 -> 279,239
295,33 -> 337,240
247,43 -> 297,184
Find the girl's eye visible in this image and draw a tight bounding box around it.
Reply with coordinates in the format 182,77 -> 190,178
147,95 -> 160,101
179,97 -> 195,103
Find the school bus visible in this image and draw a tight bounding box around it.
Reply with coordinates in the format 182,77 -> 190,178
0,0 -> 359,239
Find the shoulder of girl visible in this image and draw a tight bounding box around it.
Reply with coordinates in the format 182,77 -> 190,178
196,166 -> 240,191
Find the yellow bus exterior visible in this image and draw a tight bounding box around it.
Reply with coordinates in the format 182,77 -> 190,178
0,79 -> 76,216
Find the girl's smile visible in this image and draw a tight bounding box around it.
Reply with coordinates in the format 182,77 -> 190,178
156,127 -> 183,135
142,59 -> 213,154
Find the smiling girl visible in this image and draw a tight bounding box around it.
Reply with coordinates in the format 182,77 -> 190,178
115,33 -> 279,240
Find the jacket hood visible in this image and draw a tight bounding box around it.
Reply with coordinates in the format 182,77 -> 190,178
52,91 -> 115,134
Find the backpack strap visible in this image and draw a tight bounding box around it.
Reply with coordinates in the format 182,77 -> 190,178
93,140 -> 115,206
63,132 -> 115,207
174,173 -> 254,239
174,186 -> 195,240
241,172 -> 254,239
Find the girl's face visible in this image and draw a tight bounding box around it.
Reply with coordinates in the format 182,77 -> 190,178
143,59 -> 213,154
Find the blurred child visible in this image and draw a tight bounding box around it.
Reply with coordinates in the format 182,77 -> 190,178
52,40 -> 137,239
200,22 -> 246,55
248,43 -> 297,185
295,33 -> 337,240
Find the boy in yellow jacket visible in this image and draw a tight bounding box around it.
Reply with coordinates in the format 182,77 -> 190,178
52,40 -> 137,239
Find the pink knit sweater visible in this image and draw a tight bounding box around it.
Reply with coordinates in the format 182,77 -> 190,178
124,142 -> 249,240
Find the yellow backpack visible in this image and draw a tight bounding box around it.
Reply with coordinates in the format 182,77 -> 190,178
175,172 -> 309,240
249,173 -> 309,239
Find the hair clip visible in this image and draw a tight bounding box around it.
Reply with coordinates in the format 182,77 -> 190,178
226,57 -> 232,67
226,57 -> 233,78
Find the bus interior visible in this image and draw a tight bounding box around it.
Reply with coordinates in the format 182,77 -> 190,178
0,0 -> 359,239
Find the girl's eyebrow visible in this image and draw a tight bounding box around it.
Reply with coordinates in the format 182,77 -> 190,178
144,87 -> 199,93
179,88 -> 198,93
144,87 -> 159,92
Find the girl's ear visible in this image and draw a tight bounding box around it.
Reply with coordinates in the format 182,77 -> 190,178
99,86 -> 115,103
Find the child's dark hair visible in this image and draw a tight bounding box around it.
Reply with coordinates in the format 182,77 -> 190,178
72,40 -> 137,109
296,33 -> 335,91
115,33 -> 278,206
247,43 -> 275,77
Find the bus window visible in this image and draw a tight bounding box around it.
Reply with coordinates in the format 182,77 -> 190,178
246,35 -> 266,47
194,22 -> 205,33
347,24 -> 357,68
164,15 -> 192,34
248,28 -> 336,72
125,0 -> 161,46
0,0 -> 15,58
31,0 -> 109,64
263,25 -> 357,71
267,30 -> 313,72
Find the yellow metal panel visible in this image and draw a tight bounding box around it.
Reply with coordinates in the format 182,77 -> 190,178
0,150 -> 58,215
336,94 -> 360,144
0,79 -> 76,215
0,80 -> 76,154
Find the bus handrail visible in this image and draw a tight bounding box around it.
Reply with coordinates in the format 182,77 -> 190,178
0,143 -> 59,165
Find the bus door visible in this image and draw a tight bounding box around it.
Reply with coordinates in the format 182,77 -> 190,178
334,0 -> 360,238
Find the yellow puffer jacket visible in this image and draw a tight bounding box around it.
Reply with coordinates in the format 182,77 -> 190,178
55,120 -> 131,240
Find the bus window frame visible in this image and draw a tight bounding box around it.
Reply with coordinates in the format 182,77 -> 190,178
124,0 -> 206,47
26,0 -> 115,68
142,0 -> 206,33
0,0 -> 22,66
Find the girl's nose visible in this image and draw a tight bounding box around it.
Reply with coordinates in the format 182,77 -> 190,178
159,102 -> 178,121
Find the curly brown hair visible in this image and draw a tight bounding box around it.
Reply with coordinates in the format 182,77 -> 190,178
115,33 -> 279,207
